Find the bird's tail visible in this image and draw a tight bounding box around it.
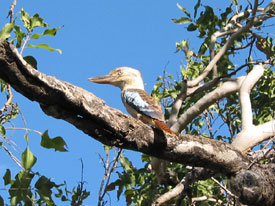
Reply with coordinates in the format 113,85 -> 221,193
154,120 -> 178,138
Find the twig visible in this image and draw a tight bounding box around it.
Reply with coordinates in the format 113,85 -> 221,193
168,80 -> 187,127
8,0 -> 18,23
0,85 -> 14,114
20,34 -> 30,55
247,136 -> 275,169
211,177 -> 238,198
187,5 -> 264,88
98,149 -> 122,206
191,195 -> 223,204
152,168 -> 214,206
5,127 -> 43,135
1,144 -> 23,169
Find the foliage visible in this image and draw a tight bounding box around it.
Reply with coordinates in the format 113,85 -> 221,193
0,6 -> 91,206
0,0 -> 274,206
107,0 -> 275,205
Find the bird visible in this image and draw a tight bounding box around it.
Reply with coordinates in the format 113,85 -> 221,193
88,67 -> 176,137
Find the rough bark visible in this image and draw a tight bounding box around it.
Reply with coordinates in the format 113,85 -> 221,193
0,40 -> 274,206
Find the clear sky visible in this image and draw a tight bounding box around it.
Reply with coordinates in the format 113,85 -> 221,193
0,0 -> 262,205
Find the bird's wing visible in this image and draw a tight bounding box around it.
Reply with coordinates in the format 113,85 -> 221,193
122,89 -> 165,121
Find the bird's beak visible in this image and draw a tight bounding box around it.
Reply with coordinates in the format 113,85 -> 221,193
88,74 -> 116,84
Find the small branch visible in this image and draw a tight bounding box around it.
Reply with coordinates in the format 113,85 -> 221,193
20,34 -> 30,55
211,177 -> 237,198
191,196 -> 223,204
187,4 -> 265,88
1,144 -> 23,169
5,127 -> 43,135
8,0 -> 18,23
168,80 -> 187,127
247,146 -> 275,161
247,137 -> 275,169
152,168 -> 215,206
0,85 -> 14,114
98,149 -> 122,206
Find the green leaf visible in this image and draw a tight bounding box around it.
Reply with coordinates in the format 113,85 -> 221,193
0,23 -> 14,40
30,13 -> 48,29
20,8 -> 31,32
198,42 -> 208,56
28,44 -> 62,54
187,23 -> 197,31
176,3 -> 191,17
194,0 -> 201,18
172,17 -> 192,24
0,196 -> 4,206
0,124 -> 6,136
35,176 -> 56,200
24,56 -> 38,69
120,156 -> 133,173
13,25 -> 26,48
24,133 -> 29,143
40,130 -> 68,152
22,147 -> 37,170
31,26 -> 63,39
3,169 -> 11,185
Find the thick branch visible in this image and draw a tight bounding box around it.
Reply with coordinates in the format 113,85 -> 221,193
0,40 -> 245,174
232,120 -> 275,152
240,65 -> 264,129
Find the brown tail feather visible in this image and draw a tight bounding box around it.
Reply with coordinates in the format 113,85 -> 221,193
154,120 -> 178,138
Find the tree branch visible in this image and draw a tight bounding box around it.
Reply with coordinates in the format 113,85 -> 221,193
186,0 -> 272,88
0,40 -> 274,206
240,65 -> 264,129
171,77 -> 245,132
0,40 -> 245,174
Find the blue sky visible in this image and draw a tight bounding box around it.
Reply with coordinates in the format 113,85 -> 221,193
0,1 -> 194,205
0,0 -> 269,205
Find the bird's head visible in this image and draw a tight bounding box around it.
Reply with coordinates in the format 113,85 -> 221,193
88,67 -> 145,90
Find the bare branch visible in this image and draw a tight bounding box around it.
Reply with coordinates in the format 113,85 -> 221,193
168,80 -> 187,127
186,0 -> 274,88
7,0 -> 18,23
1,144 -> 23,169
191,196 -> 223,204
0,85 -> 14,114
211,177 -> 237,198
240,65 -> 264,129
232,120 -> 275,152
153,168 -> 214,206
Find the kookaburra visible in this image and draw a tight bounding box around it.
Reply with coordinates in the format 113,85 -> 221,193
88,67 -> 175,136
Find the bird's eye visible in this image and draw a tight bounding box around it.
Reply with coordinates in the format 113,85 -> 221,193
117,70 -> 122,75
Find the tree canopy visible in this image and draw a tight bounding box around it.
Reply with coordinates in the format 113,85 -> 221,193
0,0 -> 274,206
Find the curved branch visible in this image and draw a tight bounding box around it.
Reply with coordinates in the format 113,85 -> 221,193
240,65 -> 264,129
171,77 -> 245,133
232,120 -> 275,152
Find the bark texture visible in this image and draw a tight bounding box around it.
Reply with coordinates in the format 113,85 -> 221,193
0,41 -> 274,206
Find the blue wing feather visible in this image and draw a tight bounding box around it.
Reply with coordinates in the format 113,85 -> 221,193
122,89 -> 164,121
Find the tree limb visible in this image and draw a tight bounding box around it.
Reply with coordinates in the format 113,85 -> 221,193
171,77 -> 245,132
0,40 -> 274,206
0,40 -> 245,174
